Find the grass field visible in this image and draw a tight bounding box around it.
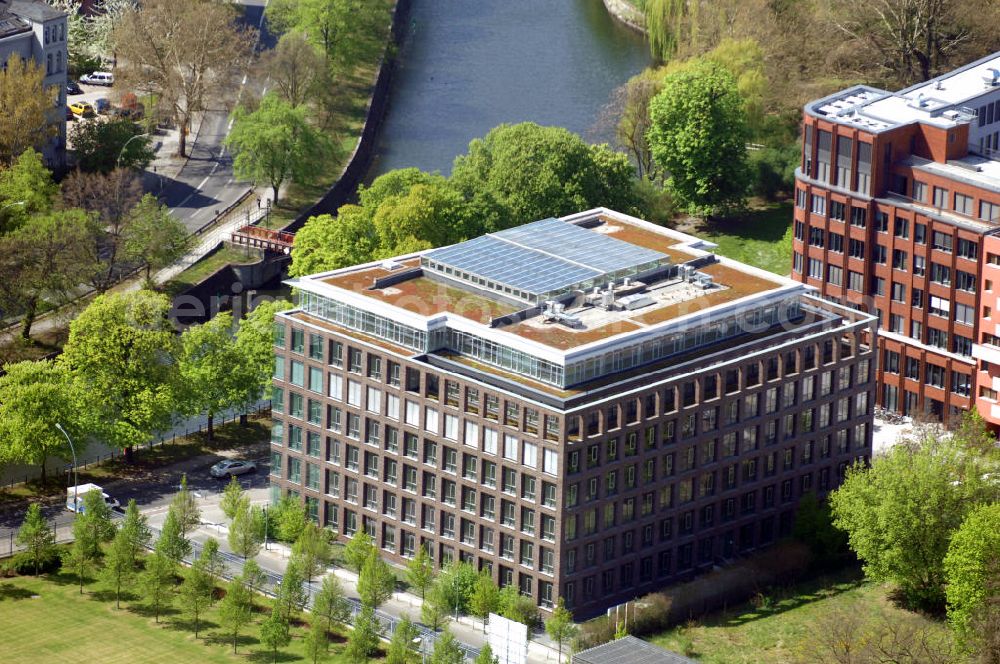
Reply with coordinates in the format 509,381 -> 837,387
648,567 -> 953,663
682,202 -> 794,276
0,572 -> 382,663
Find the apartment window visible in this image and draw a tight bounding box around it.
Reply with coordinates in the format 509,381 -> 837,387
929,295 -> 950,318
911,320 -> 923,342
982,201 -> 1000,222
955,303 -> 975,326
915,223 -> 926,244
933,187 -> 949,208
883,350 -> 900,374
912,288 -> 924,309
913,255 -> 926,277
875,211 -> 889,232
953,334 -> 973,357
848,271 -> 864,292
928,328 -> 948,350
872,244 -> 887,264
913,180 -> 927,203
952,372 -> 971,397
870,277 -> 885,297
830,201 -> 846,221
926,364 -> 945,389
348,348 -> 362,373
848,238 -> 865,259
905,357 -> 920,380
889,314 -> 905,334
796,188 -> 807,209
808,258 -> 823,279
850,207 -> 867,227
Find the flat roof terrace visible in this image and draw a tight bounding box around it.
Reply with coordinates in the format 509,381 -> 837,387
314,212 -> 790,352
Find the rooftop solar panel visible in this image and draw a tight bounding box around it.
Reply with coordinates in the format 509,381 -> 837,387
424,218 -> 669,299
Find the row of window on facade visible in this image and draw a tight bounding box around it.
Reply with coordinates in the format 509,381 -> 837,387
881,349 -> 972,396
802,127 -> 873,196
563,510 -> 800,607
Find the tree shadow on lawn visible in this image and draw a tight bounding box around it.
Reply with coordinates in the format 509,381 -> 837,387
696,203 -> 793,244
166,616 -> 220,635
715,566 -> 867,628
128,602 -> 181,621
247,648 -> 301,663
0,582 -> 36,601
203,630 -> 260,650
88,588 -> 138,605
48,570 -> 91,588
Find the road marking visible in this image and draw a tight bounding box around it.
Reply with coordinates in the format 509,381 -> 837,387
197,175 -> 210,189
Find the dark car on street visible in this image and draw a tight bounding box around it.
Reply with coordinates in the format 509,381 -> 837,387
66,80 -> 82,95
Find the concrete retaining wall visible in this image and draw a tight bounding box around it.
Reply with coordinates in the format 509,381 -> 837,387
602,0 -> 647,34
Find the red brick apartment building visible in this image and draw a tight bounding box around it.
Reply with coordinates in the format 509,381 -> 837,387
270,208 -> 876,617
792,52 -> 1000,424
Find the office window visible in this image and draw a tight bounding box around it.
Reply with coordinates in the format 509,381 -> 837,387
835,136 -> 852,187
929,295 -> 950,318
932,231 -> 953,253
953,334 -> 973,357
872,244 -> 887,264
957,238 -> 978,260
810,194 -> 826,216
808,258 -> 823,279
871,277 -> 885,297
848,271 -> 864,292
883,350 -> 899,374
809,227 -> 825,247
796,188 -> 807,209
793,252 -> 803,274
892,249 -> 908,271
816,129 -> 832,182
956,270 -> 977,293
827,265 -> 843,287
951,372 -> 971,397
848,238 -> 865,259
933,186 -> 949,208
889,314 -> 905,334
926,364 -> 945,388
874,211 -> 889,232
912,180 -> 927,202
928,328 -> 948,350
830,200 -> 846,221
955,303 -> 975,326
930,263 -> 951,285
850,207 -> 867,227
913,255 -> 926,277
982,201 -> 1000,222
914,222 -> 926,244
955,193 -> 974,216
828,232 -> 844,253
894,218 -> 909,239
857,142 -> 872,194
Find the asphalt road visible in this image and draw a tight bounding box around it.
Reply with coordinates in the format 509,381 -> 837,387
153,0 -> 276,233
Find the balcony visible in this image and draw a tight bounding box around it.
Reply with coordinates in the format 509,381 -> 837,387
973,343 -> 1000,366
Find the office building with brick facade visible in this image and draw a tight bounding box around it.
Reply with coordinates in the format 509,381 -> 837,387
792,52 -> 1000,424
270,208 -> 876,617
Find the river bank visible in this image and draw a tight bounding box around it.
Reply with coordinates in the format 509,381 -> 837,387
603,0 -> 647,33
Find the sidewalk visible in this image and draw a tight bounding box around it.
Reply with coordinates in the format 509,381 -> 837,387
144,488 -> 563,663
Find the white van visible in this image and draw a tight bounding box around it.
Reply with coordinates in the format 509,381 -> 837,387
80,71 -> 114,86
66,483 -> 120,513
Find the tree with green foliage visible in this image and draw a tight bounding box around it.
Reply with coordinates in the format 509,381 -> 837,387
260,607 -> 292,663
242,558 -> 267,598
289,207 -> 379,277
386,615 -> 419,664
944,503 -> 1000,649
266,0 -> 386,66
233,298 -> 294,422
450,122 -> 638,232
60,290 -> 178,462
221,475 -> 249,521
15,503 -> 55,576
406,545 -> 435,601
0,57 -> 58,166
0,208 -> 101,340
343,529 -> 376,572
292,521 -> 333,584
0,360 -> 85,484
139,551 -> 176,622
226,93 -> 333,204
474,643 -> 499,664
469,571 -> 499,630
829,428 -> 995,612
545,598 -> 578,663
371,178 -> 477,254
63,537 -> 98,594
313,573 -> 351,643
421,581 -> 450,631
171,474 -> 201,539
179,557 -> 214,638
436,560 -> 478,617
647,61 -> 751,216
199,538 -> 227,592
177,312 -> 242,439
73,488 -> 116,559
303,619 -> 329,664
118,499 -> 151,568
275,559 -> 307,621
101,526 -> 135,609
793,492 -> 849,567
0,148 -> 57,232
69,118 -> 155,173
229,501 -> 265,559
644,0 -> 688,61
121,194 -> 191,283
498,584 -> 539,627
272,494 -> 308,543
429,630 -> 464,664
358,550 -> 396,610
219,575 -> 254,653
156,508 -> 191,563
344,605 -> 382,662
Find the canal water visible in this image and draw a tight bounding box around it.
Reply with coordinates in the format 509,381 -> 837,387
369,0 -> 651,178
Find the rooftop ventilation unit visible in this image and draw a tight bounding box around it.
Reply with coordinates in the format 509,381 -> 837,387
381,259 -> 403,271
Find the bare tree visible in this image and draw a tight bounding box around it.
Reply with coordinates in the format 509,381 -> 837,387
60,169 -> 143,291
111,0 -> 255,156
609,73 -> 662,180
262,32 -> 326,108
826,0 -> 994,85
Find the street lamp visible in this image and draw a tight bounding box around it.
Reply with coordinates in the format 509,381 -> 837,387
55,423 -> 78,512
1,200 -> 25,210
263,505 -> 268,551
117,132 -> 150,169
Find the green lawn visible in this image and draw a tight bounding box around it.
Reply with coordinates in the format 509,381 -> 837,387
687,202 -> 794,276
648,567 -> 953,663
0,572 -> 382,663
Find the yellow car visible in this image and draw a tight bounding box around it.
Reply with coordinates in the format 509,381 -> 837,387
69,101 -> 95,118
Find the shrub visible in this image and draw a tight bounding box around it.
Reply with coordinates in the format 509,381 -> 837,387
748,145 -> 798,200
11,548 -> 61,575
